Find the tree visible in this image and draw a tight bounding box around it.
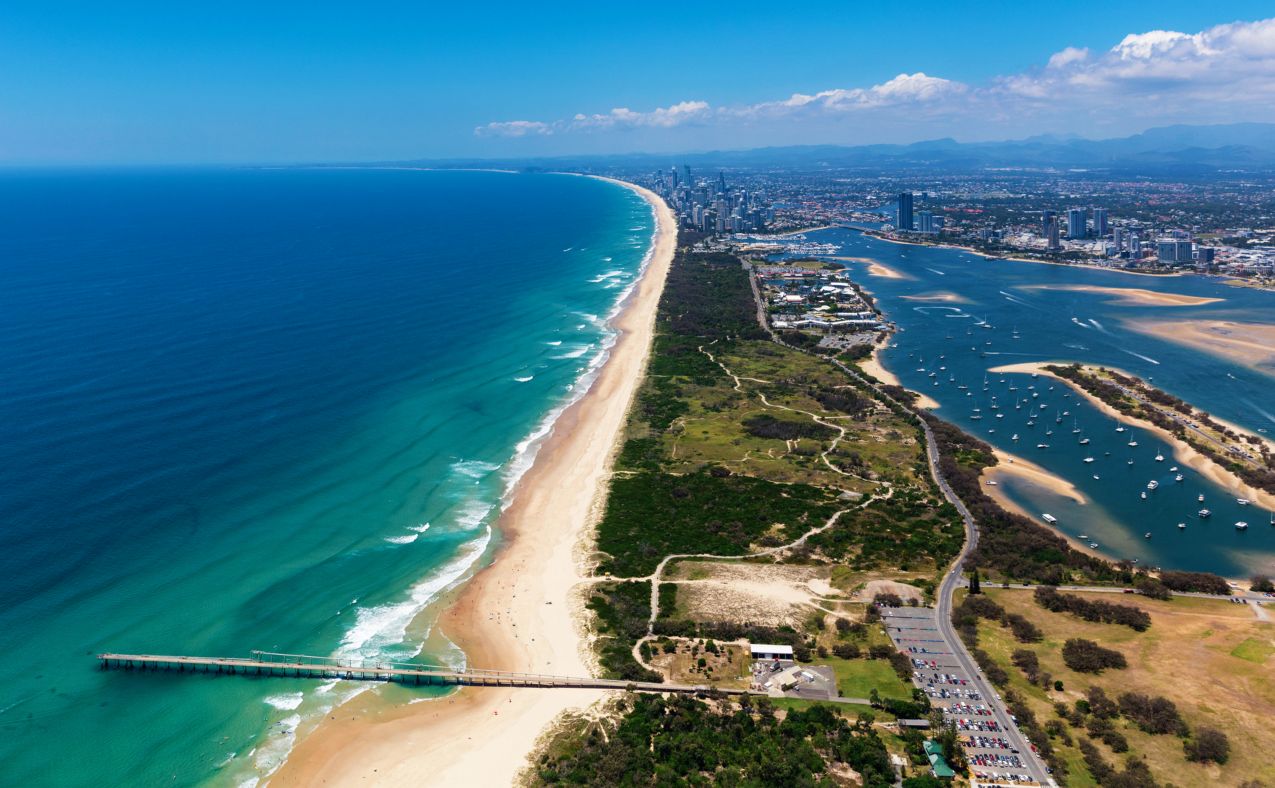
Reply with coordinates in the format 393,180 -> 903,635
1185,727 -> 1231,764
1251,575 -> 1275,593
969,568 -> 982,594
1062,639 -> 1127,673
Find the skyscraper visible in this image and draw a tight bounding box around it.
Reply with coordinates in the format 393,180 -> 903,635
896,192 -> 914,231
1093,208 -> 1108,237
717,171 -> 727,195
918,211 -> 935,234
1067,208 -> 1087,239
1041,209 -> 1055,237
1046,216 -> 1061,251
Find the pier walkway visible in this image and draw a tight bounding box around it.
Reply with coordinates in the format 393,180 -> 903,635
97,651 -> 744,695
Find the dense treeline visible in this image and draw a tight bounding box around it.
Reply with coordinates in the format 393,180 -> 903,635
1034,586 -> 1152,631
741,413 -> 837,441
596,470 -> 837,577
951,594 -> 1043,645
657,250 -> 768,343
532,694 -> 895,787
1157,570 -> 1232,595
1117,692 -> 1188,736
806,492 -> 964,571
922,415 -> 1119,584
1061,638 -> 1127,673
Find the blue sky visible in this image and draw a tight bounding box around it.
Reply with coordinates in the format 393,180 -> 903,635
3,1 -> 1274,163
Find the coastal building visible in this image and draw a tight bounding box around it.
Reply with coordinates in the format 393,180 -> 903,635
1041,209 -> 1055,236
1046,215 -> 1061,250
917,210 -> 935,234
1067,208 -> 1087,239
1157,239 -> 1194,264
897,192 -> 914,231
1093,208 -> 1109,237
750,643 -> 795,661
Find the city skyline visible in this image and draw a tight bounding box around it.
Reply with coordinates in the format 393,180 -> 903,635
3,3 -> 1275,164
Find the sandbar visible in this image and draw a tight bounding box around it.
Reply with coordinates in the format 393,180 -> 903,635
272,178 -> 678,786
900,292 -> 971,304
990,361 -> 1275,512
1124,319 -> 1275,378
1020,284 -> 1222,307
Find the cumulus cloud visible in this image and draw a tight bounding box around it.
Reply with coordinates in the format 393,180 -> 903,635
1003,17 -> 1275,102
476,17 -> 1275,139
473,120 -> 553,137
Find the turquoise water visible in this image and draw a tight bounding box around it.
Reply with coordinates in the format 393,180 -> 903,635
0,169 -> 654,784
804,227 -> 1275,578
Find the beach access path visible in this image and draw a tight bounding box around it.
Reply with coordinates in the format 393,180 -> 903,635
270,178 -> 678,787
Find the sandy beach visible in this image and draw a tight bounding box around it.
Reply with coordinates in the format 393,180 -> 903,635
1124,318 -> 1275,378
1020,284 -> 1222,307
989,361 -> 1275,512
981,447 -> 1088,506
271,179 -> 678,786
858,345 -> 939,409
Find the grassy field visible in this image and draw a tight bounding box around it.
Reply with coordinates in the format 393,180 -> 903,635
972,587 -> 1275,786
824,657 -> 914,701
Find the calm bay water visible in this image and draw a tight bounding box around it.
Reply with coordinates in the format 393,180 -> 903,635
807,227 -> 1275,579
0,169 -> 653,784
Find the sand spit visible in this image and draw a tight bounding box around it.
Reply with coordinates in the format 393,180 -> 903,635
271,178 -> 678,787
990,361 -> 1275,512
900,292 -> 971,304
1021,284 -> 1222,307
1124,319 -> 1275,378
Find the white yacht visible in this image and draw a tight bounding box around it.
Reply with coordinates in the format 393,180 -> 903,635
1042,513 -> 1057,524
1155,454 -> 1164,462
1236,521 -> 1249,530
1147,480 -> 1159,490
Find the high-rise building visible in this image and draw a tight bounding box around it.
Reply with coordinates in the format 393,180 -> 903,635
1157,240 -> 1194,264
717,171 -> 727,195
1093,208 -> 1108,237
1046,216 -> 1061,251
1067,208 -> 1087,239
917,211 -> 935,233
1041,209 -> 1055,237
896,192 -> 914,231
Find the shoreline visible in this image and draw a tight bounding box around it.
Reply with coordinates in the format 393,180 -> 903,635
989,361 -> 1275,513
271,177 -> 678,786
858,344 -> 940,410
855,229 -> 1185,279
978,450 -> 1108,563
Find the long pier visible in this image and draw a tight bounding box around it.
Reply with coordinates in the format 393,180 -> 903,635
96,651 -> 744,695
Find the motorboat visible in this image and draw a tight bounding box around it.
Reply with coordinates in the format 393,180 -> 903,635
1237,498 -> 1251,506
1199,509 -> 1212,518
1083,457 -> 1095,463
1042,514 -> 1057,524
1147,480 -> 1159,490
1236,521 -> 1249,530
1177,522 -> 1186,529
1174,474 -> 1184,482
1155,454 -> 1164,462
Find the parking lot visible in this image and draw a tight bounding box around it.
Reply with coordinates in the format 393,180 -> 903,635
881,605 -> 1043,786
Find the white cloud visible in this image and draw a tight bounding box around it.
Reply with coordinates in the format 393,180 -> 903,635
473,120 -> 552,137
1047,47 -> 1089,69
476,17 -> 1275,140
570,100 -> 712,130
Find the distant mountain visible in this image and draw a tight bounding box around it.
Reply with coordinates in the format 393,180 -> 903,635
393,123 -> 1275,174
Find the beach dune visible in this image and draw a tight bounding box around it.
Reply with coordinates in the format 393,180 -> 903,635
271,179 -> 678,786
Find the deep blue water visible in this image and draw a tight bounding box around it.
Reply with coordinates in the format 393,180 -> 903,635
806,227 -> 1275,579
0,168 -> 653,784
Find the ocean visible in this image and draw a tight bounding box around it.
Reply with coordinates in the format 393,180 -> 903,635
797,227 -> 1275,579
0,168 -> 654,785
